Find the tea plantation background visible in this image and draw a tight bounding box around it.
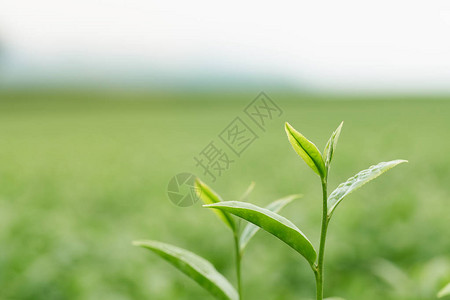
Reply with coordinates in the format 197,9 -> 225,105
1,90 -> 449,300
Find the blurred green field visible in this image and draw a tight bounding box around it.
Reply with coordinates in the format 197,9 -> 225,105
0,90 -> 449,300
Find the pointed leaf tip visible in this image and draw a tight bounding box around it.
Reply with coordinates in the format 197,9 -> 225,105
239,181 -> 256,201
285,122 -> 326,178
327,159 -> 408,217
323,121 -> 344,174
195,178 -> 236,231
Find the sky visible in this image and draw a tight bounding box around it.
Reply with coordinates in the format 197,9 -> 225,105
1,0 -> 450,92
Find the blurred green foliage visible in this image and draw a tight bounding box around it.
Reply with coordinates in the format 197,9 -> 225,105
0,90 -> 449,299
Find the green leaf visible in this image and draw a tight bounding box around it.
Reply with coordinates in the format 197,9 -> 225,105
323,121 -> 343,173
133,240 -> 238,300
239,194 -> 301,252
195,178 -> 236,231
438,283 -> 450,298
285,122 -> 326,178
371,258 -> 411,295
327,160 -> 408,217
324,298 -> 346,300
239,181 -> 256,201
204,201 -> 317,266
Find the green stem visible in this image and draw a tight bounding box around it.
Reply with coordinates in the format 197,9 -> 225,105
316,179 -> 329,300
234,233 -> 242,300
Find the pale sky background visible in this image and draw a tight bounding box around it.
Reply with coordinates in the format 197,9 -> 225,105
1,0 -> 450,92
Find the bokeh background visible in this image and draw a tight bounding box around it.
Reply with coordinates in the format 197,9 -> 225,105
1,1 -> 449,300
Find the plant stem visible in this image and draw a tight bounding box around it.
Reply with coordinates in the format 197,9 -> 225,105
234,233 -> 242,300
316,179 -> 329,300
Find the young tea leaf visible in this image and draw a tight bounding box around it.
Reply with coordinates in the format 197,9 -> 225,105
323,121 -> 343,173
133,240 -> 238,300
371,258 -> 411,295
204,201 -> 317,266
239,181 -> 256,201
438,283 -> 450,298
285,122 -> 326,178
195,178 -> 236,231
327,160 -> 408,217
239,194 -> 301,253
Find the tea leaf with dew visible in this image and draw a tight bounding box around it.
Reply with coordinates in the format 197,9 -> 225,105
327,160 -> 408,217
